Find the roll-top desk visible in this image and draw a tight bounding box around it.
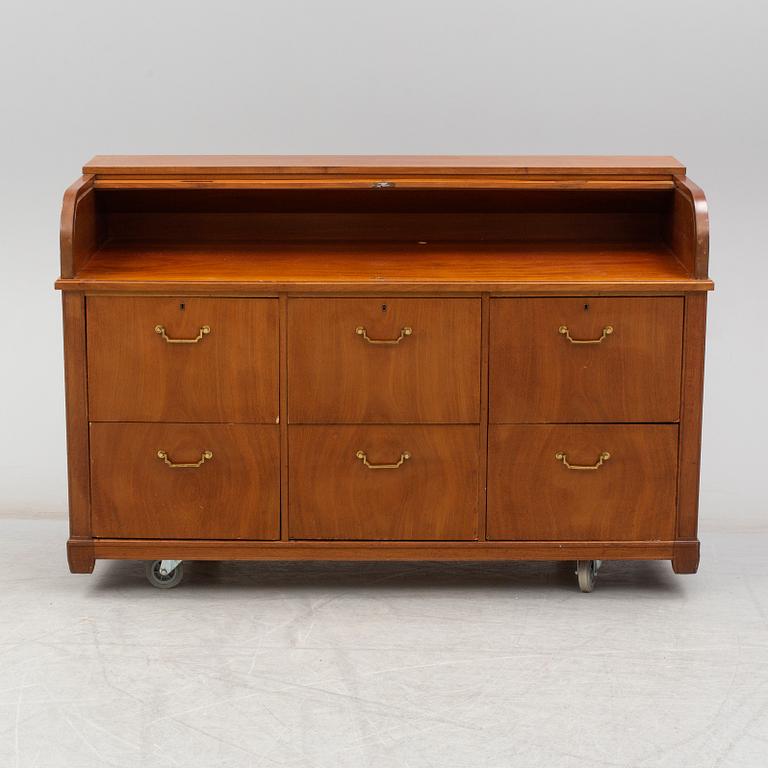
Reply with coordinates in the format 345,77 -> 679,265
56,156 -> 712,590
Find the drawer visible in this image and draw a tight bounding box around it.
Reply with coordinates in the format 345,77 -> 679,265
87,297 -> 278,422
490,297 -> 683,423
487,425 -> 678,541
288,298 -> 481,423
289,425 -> 480,539
90,423 -> 279,539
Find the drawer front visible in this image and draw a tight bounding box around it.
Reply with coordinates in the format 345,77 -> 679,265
490,297 -> 683,423
87,297 -> 279,422
289,426 -> 480,539
487,425 -> 678,541
288,298 -> 481,423
91,423 -> 280,539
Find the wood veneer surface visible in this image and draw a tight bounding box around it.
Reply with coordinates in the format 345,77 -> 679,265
287,298 -> 481,424
87,296 -> 279,423
487,425 -> 678,541
84,155 -> 686,177
72,240 -> 695,287
90,423 -> 280,539
490,297 -> 684,423
289,425 -> 480,540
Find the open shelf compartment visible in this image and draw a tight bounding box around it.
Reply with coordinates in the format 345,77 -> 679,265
58,186 -> 710,292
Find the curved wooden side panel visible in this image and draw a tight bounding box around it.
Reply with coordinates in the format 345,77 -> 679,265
60,174 -> 96,278
671,176 -> 710,279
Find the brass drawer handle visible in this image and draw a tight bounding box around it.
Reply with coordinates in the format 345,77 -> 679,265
555,451 -> 611,471
155,325 -> 210,343
157,449 -> 213,468
355,326 -> 412,345
558,325 -> 613,344
356,450 -> 411,469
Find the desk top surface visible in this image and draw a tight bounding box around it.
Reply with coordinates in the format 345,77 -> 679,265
55,239 -> 712,294
83,155 -> 686,177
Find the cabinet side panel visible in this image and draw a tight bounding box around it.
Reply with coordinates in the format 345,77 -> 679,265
676,293 -> 707,542
62,292 -> 91,538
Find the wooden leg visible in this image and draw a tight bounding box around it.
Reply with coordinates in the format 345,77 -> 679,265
67,539 -> 96,574
672,540 -> 700,574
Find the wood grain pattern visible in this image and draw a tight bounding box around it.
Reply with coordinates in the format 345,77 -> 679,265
288,298 -> 481,423
84,155 -> 686,177
289,426 -> 480,540
59,240 -> 710,295
85,538 -> 679,561
67,540 -> 95,573
93,178 -> 678,191
61,293 -> 91,539
490,297 -> 684,423
674,293 -> 707,573
487,425 -> 678,541
672,176 -> 710,279
672,540 -> 701,574
87,296 -> 279,423
59,174 -> 97,277
477,294 -> 491,540
279,295 -> 290,541
90,423 -> 279,539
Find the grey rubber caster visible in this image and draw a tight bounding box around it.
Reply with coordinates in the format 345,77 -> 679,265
576,559 -> 601,592
145,560 -> 184,589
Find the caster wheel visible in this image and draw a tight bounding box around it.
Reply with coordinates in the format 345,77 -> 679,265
576,560 -> 600,592
145,560 -> 183,589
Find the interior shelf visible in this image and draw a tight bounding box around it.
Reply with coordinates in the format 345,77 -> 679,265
70,239 -> 697,290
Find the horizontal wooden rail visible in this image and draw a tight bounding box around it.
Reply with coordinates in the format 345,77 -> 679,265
75,537 -> 684,562
92,176 -> 676,191
55,278 -> 715,294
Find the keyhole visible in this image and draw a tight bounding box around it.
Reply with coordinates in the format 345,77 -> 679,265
381,304 -> 388,313
584,303 -> 590,311
179,303 -> 186,311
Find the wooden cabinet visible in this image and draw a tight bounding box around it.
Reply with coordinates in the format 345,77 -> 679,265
57,155 -> 712,589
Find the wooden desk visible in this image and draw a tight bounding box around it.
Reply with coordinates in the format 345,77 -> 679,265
57,156 -> 711,591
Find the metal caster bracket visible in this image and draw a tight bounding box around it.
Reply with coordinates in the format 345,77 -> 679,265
159,560 -> 182,577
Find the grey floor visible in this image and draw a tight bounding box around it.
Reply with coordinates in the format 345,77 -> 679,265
1,520 -> 766,768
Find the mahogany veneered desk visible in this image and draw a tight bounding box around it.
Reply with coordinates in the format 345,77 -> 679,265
56,155 -> 712,590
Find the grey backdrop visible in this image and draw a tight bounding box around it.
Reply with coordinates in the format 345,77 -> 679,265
1,0 -> 765,529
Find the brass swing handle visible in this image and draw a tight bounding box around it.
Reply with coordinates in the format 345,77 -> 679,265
155,325 -> 210,343
157,449 -> 213,468
555,451 -> 611,471
355,326 -> 412,345
356,450 -> 411,469
558,325 -> 613,344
